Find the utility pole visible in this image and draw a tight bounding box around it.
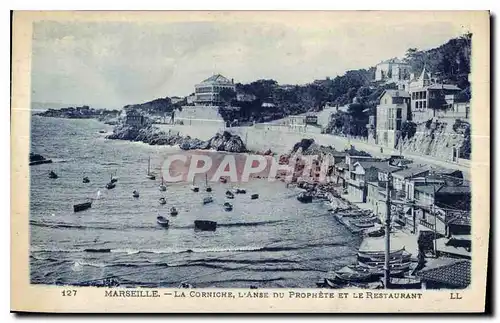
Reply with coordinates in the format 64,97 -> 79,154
384,174 -> 392,289
433,185 -> 437,257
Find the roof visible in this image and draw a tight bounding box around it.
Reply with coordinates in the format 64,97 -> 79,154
380,89 -> 410,99
427,84 -> 461,91
437,185 -> 471,195
417,259 -> 471,288
357,161 -> 401,173
414,184 -> 443,195
419,66 -> 431,81
393,166 -> 430,179
200,74 -> 232,84
379,57 -> 408,65
446,209 -> 471,226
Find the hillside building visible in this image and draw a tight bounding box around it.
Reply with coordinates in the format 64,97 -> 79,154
194,74 -> 236,106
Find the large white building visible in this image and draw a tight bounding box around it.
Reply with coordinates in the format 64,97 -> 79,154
194,74 -> 236,106
375,89 -> 410,148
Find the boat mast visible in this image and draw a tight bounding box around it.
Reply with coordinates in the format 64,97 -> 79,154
148,157 -> 151,174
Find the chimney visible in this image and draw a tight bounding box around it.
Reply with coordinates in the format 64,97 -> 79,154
231,78 -> 234,84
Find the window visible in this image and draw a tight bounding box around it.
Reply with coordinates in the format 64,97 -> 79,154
423,91 -> 427,99
396,108 -> 402,118
396,120 -> 402,130
423,101 -> 427,109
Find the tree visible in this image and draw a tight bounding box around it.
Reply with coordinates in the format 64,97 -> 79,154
219,88 -> 236,106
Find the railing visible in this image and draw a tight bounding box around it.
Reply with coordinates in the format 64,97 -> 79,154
419,219 -> 435,230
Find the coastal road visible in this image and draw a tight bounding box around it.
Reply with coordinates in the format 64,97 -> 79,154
156,124 -> 471,177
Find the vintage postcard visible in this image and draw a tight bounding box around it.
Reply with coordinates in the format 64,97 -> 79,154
11,11 -> 490,313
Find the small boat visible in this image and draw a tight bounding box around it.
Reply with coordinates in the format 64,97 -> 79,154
84,248 -> 111,253
297,192 -> 313,203
234,187 -> 246,194
191,177 -> 199,192
335,265 -> 378,283
159,177 -> 167,191
389,277 -> 422,289
159,197 -> 167,205
318,278 -> 342,289
170,207 -> 178,216
250,193 -> 259,200
29,153 -> 52,166
73,200 -> 92,212
219,177 -> 227,184
82,176 -> 90,183
350,219 -> 375,229
146,157 -> 155,180
133,190 -> 140,198
194,220 -> 217,231
99,130 -> 106,134
156,216 -> 169,228
48,171 -> 58,179
106,174 -> 116,189
203,196 -> 214,205
205,174 -> 212,192
178,282 -> 193,289
223,202 -> 233,211
225,190 -> 235,199
110,174 -> 118,183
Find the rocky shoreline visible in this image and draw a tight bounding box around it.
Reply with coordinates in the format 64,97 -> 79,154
106,124 -> 248,153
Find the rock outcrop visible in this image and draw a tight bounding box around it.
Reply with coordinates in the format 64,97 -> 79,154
106,125 -> 247,153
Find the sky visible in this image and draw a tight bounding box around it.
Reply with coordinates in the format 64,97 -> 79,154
30,14 -> 469,109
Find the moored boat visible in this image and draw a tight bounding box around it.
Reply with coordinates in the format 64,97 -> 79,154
159,197 -> 167,205
73,200 -> 92,212
203,196 -> 214,205
29,153 -> 53,166
146,157 -> 155,180
159,177 -> 167,191
225,190 -> 235,199
250,193 -> 259,200
106,182 -> 116,189
49,171 -> 58,179
191,177 -> 199,192
205,174 -> 212,192
170,207 -> 178,216
297,192 -> 313,203
234,187 -> 246,194
334,265 -> 378,283
223,202 -> 233,211
194,220 -> 217,231
133,190 -> 140,198
82,176 -> 90,183
156,216 -> 169,228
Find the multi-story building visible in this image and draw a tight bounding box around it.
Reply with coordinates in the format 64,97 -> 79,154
375,89 -> 410,148
408,67 -> 461,123
194,74 -> 236,106
374,58 -> 411,83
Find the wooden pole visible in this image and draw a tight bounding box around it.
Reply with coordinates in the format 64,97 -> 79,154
384,174 -> 392,288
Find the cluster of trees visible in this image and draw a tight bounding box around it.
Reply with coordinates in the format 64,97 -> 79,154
218,69 -> 375,124
404,32 -> 472,91
124,96 -> 187,116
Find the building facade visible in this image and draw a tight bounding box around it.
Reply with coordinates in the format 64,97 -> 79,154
375,90 -> 410,148
194,74 -> 236,106
375,58 -> 411,82
408,67 -> 462,123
